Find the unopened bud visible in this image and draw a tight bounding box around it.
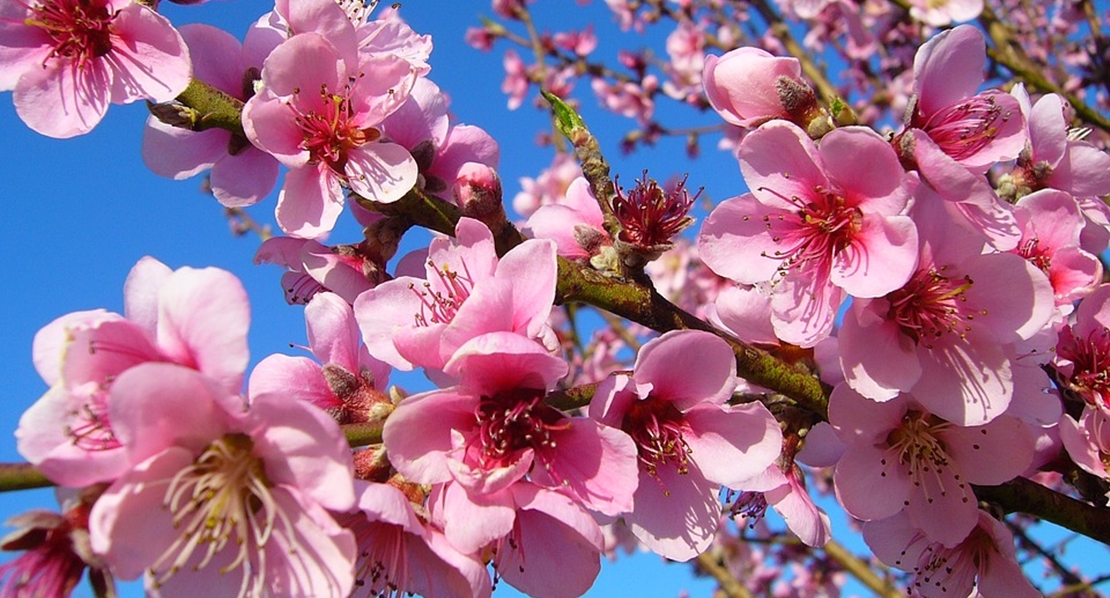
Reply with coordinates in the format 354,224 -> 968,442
454,162 -> 508,234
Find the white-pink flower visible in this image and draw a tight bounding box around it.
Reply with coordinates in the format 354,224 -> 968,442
700,120 -> 917,346
589,329 -> 782,561
243,32 -> 417,238
17,257 -> 250,487
89,363 -> 357,598
0,0 -> 191,137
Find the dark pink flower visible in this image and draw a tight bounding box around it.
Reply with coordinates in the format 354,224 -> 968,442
0,0 -> 191,137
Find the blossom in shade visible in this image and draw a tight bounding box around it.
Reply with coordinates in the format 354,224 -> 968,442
699,121 -> 917,347
1055,284 -> 1110,413
1010,189 -> 1102,311
383,332 -> 638,517
242,32 -> 417,238
589,329 -> 782,561
354,217 -> 558,375
142,24 -> 278,207
729,461 -> 831,547
17,257 -> 250,487
340,482 -> 491,598
0,0 -> 191,138
829,384 -> 1034,546
249,292 -> 392,424
89,363 -> 357,598
864,510 -> 1039,598
255,235 -> 386,305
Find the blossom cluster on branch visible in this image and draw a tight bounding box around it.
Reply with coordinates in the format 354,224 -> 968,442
2,0 -> 1110,597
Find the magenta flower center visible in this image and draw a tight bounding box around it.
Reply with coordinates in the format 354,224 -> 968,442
410,259 -> 474,326
622,397 -> 692,479
885,411 -> 969,504
1058,326 -> 1110,409
611,172 -> 697,248
472,389 -> 569,471
760,186 -> 862,275
886,267 -> 978,347
290,84 -> 379,176
914,95 -> 1012,162
26,0 -> 115,67
1016,237 -> 1052,273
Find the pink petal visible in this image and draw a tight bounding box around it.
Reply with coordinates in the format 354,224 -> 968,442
940,415 -> 1034,485
14,57 -> 110,138
738,120 -> 827,210
382,390 -> 477,484
831,215 -> 918,298
682,402 -> 782,487
141,118 -> 226,180
833,444 -> 911,521
820,127 -> 909,214
104,4 -> 191,103
305,292 -> 361,371
838,302 -> 921,401
911,338 -> 1012,426
698,194 -> 782,284
531,418 -> 638,516
633,330 -> 737,410
624,465 -> 719,562
276,165 -> 345,239
247,354 -> 333,411
1028,94 -> 1068,167
913,25 -> 985,116
210,147 -> 279,207
123,256 -> 172,337
346,142 -> 418,204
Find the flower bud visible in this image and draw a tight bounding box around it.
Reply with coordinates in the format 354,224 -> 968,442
454,162 -> 508,235
703,47 -> 814,129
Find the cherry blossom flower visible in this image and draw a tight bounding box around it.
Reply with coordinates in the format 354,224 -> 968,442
907,0 -> 982,26
354,217 -> 558,375
17,257 -> 250,487
730,461 -> 831,547
340,481 -> 491,598
249,292 -> 392,425
242,32 -> 417,238
142,24 -> 278,207
383,332 -> 638,517
838,194 -> 1056,425
864,510 -> 1040,598
1010,189 -> 1102,311
512,152 -> 583,217
699,121 -> 917,346
589,329 -> 782,561
89,363 -> 357,598
523,176 -> 611,262
830,384 -> 1034,546
1054,284 -> 1110,412
0,0 -> 191,138
702,47 -> 806,128
255,236 -> 386,305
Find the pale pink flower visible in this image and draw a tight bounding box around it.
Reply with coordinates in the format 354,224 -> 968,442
864,510 -> 1040,598
838,194 -> 1056,425
908,0 -> 983,26
830,385 -> 1034,546
17,257 -> 250,487
702,47 -> 804,128
523,176 -> 610,261
341,482 -> 491,598
589,329 -> 782,561
383,333 -> 638,517
0,0 -> 191,138
502,48 -> 528,110
142,24 -> 279,207
1010,189 -> 1102,310
699,121 -> 917,347
249,292 -> 391,424
242,32 -> 417,238
89,363 -> 357,598
591,76 -> 657,124
354,218 -> 558,375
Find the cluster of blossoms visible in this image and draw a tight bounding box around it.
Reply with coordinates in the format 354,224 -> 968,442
4,0 -> 1110,597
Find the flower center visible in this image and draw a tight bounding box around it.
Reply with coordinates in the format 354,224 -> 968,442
472,389 -> 568,471
25,0 -> 115,68
1016,237 -> 1052,274
410,259 -> 475,326
65,383 -> 120,452
886,267 -> 978,347
152,434 -> 287,598
290,83 -> 380,176
611,172 -> 697,249
1058,326 -> 1110,409
757,185 -> 862,277
622,397 -> 691,481
914,95 -> 1012,162
885,411 -> 970,505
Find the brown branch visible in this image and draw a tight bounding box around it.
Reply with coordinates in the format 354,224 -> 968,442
976,476 -> 1110,546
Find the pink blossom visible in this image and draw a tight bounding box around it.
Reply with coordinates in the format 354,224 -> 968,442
17,257 -> 250,487
830,385 -> 1034,546
89,363 -> 357,598
512,152 -> 583,217
1054,284 -> 1110,412
502,48 -> 528,109
907,0 -> 983,26
589,330 -> 782,561
838,194 -> 1056,425
354,217 -> 558,375
1059,407 -> 1110,493
242,32 -> 417,238
702,47 -> 804,127
142,24 -> 278,207
864,510 -> 1039,598
0,497 -> 108,598
0,0 -> 191,138
383,333 -> 638,517
341,482 -> 491,598
1010,189 -> 1102,310
523,176 -> 610,262
730,462 -> 831,547
249,292 -> 392,424
255,236 -> 384,305
699,121 -> 917,347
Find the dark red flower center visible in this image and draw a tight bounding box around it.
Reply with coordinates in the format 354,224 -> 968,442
26,0 -> 115,67
886,267 -> 978,347
622,397 -> 691,480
